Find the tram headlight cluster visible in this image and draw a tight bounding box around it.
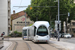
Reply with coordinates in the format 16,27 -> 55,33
37,36 -> 38,38
47,36 -> 48,38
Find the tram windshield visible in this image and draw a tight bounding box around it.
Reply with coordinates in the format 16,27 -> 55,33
37,25 -> 48,36
23,30 -> 27,36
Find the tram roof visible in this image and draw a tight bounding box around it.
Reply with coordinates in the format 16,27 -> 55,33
33,21 -> 50,28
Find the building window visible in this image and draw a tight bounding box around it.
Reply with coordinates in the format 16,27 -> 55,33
72,22 -> 75,26
72,28 -> 75,33
16,22 -> 29,23
8,1 -> 10,8
17,22 -> 18,23
21,22 -> 22,23
28,22 -> 30,24
8,10 -> 10,16
18,22 -> 20,23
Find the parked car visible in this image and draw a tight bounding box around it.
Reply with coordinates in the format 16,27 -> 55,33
54,33 -> 61,38
50,33 -> 55,37
61,33 -> 66,38
64,33 -> 72,38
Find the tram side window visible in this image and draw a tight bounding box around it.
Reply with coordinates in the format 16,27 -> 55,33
34,26 -> 36,36
23,30 -> 27,36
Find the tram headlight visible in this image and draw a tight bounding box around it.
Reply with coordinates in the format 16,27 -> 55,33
47,36 -> 48,38
37,36 -> 38,38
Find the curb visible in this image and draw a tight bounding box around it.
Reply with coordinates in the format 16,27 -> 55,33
6,41 -> 12,50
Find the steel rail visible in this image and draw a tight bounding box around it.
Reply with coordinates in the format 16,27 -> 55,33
0,46 -> 4,49
48,42 -> 63,50
31,42 -> 46,50
25,41 -> 32,50
13,41 -> 18,50
38,44 -> 46,50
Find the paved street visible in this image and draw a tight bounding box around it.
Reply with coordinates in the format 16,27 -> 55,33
2,38 -> 65,50
1,41 -> 12,50
60,38 -> 75,44
50,37 -> 75,50
2,37 -> 75,50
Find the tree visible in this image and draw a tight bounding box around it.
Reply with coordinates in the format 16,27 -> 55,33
25,0 -> 74,31
70,4 -> 75,21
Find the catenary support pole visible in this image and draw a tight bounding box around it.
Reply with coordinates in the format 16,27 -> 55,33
58,0 -> 60,41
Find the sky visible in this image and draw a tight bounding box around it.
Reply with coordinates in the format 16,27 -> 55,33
11,0 -> 31,14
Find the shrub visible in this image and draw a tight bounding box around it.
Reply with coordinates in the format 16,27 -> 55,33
14,31 -> 18,34
9,31 -> 22,37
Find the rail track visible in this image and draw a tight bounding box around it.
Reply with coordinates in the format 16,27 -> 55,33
30,41 -> 46,50
12,40 -> 64,50
13,41 -> 18,50
25,41 -> 32,50
38,44 -> 46,50
32,42 -> 64,50
0,46 -> 4,49
48,42 -> 64,50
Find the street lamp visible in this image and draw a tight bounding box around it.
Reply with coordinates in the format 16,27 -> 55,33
57,0 -> 60,41
54,0 -> 60,41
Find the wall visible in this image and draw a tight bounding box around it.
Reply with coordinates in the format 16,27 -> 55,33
12,15 -> 34,32
0,0 -> 8,36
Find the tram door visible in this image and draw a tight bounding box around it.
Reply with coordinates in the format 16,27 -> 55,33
23,30 -> 28,40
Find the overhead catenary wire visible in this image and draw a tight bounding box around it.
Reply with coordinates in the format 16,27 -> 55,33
13,6 -> 57,8
13,0 -> 23,10
20,0 -> 22,5
13,0 -> 57,11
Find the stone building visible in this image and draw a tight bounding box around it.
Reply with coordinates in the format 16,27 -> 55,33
69,20 -> 75,36
0,0 -> 11,36
11,11 -> 34,32
63,20 -> 75,37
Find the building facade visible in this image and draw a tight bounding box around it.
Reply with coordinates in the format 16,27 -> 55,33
69,20 -> 75,36
0,0 -> 11,36
11,11 -> 34,32
74,0 -> 75,3
63,20 -> 75,37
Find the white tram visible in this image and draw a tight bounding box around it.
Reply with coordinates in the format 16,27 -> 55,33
22,21 -> 50,42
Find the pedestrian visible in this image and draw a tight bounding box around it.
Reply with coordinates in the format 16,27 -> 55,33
55,30 -> 58,39
1,32 -> 5,37
1,33 -> 3,37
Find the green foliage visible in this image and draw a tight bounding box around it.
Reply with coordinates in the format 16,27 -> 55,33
9,31 -> 22,37
14,31 -> 18,34
26,0 -> 75,30
29,24 -> 33,26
